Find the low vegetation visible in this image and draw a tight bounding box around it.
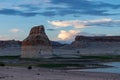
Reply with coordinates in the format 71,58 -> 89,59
79,55 -> 120,61
0,56 -> 20,59
0,62 -> 5,66
0,55 -> 119,69
36,63 -> 110,69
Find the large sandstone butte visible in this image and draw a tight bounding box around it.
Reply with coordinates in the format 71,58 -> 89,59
21,25 -> 53,58
59,35 -> 120,56
71,35 -> 120,48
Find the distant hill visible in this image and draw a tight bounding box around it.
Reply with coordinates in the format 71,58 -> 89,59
0,40 -> 21,48
0,40 -> 65,49
0,40 -> 21,56
51,41 -> 66,48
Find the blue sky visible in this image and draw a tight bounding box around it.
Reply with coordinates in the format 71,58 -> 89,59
0,0 -> 120,42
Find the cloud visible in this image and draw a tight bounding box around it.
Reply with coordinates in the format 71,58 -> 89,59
48,18 -> 120,28
57,30 -> 107,40
47,29 -> 56,31
58,30 -> 80,40
0,35 -> 11,40
48,0 -> 120,16
50,0 -> 120,9
10,28 -> 22,33
48,20 -> 86,28
0,0 -> 120,17
78,32 -> 106,37
0,9 -> 21,15
48,20 -> 72,27
57,29 -> 108,41
0,9 -> 40,17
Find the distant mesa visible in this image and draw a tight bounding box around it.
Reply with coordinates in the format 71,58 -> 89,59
0,40 -> 21,48
71,35 -> 120,49
75,35 -> 120,42
0,40 -> 21,56
21,25 -> 53,58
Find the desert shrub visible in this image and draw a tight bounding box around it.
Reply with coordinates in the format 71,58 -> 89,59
0,62 -> 5,67
27,66 -> 32,70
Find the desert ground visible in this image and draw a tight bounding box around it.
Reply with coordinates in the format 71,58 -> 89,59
0,66 -> 119,80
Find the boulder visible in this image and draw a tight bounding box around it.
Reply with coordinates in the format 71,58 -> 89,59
21,25 -> 53,58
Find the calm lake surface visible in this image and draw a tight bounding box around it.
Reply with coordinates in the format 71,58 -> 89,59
72,62 -> 120,74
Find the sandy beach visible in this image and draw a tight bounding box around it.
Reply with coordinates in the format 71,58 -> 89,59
0,66 -> 119,80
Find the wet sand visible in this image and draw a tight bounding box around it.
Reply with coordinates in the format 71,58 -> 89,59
0,66 -> 120,80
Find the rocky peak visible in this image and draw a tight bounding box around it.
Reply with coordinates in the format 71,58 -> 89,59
29,25 -> 45,35
22,25 -> 51,46
21,25 -> 53,58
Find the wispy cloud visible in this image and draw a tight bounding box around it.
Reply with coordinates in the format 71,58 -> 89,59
47,28 -> 56,31
48,18 -> 120,28
0,35 -> 11,40
48,0 -> 120,16
0,0 -> 120,17
0,9 -> 40,17
10,28 -> 22,33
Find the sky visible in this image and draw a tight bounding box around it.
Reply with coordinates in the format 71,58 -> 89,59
0,0 -> 120,43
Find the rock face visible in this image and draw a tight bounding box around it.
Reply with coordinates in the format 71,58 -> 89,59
59,35 -> 120,56
21,25 -> 53,58
75,36 -> 120,42
71,36 -> 120,48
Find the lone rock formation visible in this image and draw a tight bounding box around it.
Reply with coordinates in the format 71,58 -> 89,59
21,25 -> 53,58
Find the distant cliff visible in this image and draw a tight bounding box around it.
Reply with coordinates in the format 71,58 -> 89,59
0,40 -> 21,48
58,35 -> 120,56
71,35 -> 120,48
75,36 -> 120,42
0,40 -> 21,56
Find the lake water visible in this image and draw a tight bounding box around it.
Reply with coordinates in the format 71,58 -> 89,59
71,62 -> 120,74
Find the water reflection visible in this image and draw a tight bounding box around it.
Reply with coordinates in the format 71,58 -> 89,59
72,62 -> 120,74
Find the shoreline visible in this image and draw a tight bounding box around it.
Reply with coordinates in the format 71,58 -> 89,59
0,66 -> 120,80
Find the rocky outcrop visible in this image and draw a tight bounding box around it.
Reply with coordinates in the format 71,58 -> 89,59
71,36 -> 120,48
59,35 -> 120,56
21,25 -> 53,58
75,36 -> 120,42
